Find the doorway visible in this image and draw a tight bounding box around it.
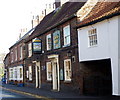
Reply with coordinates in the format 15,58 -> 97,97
48,55 -> 60,91
35,61 -> 41,88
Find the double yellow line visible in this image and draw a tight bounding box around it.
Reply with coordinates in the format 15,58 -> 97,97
0,86 -> 55,100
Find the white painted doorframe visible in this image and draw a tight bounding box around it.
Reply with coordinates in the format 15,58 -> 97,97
35,61 -> 41,88
48,55 -> 60,91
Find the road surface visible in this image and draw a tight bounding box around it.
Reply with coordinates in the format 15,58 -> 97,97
0,88 -> 39,100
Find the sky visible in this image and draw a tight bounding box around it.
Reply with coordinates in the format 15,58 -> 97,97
0,0 -> 54,54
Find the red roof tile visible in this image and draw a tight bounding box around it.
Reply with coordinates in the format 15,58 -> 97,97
77,1 -> 120,28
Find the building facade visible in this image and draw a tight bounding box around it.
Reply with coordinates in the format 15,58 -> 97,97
24,1 -> 85,94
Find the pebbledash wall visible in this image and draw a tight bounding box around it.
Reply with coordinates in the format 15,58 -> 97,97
77,16 -> 120,95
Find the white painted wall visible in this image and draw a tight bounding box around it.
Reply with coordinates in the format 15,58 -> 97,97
78,16 -> 120,95
78,17 -> 118,62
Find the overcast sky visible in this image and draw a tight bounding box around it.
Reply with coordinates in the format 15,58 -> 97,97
0,0 -> 54,54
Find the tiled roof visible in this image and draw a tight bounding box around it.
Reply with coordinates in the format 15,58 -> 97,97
77,1 -> 120,28
26,1 -> 86,42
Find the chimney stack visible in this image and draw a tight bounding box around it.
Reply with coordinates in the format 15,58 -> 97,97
54,0 -> 61,9
54,0 -> 69,9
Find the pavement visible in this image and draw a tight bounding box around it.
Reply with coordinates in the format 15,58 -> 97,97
1,83 -> 120,100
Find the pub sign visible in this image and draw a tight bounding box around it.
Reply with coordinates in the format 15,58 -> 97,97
32,38 -> 42,53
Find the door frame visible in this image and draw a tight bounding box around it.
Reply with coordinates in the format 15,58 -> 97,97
48,54 -> 60,91
35,61 -> 41,88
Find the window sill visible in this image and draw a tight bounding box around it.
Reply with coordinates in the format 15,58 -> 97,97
64,80 -> 71,83
28,56 -> 32,58
63,44 -> 70,48
88,45 -> 98,48
46,80 -> 52,82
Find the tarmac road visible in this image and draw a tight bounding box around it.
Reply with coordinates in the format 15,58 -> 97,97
1,88 -> 41,100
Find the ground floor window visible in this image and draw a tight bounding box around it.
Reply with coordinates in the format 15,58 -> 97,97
9,68 -> 13,80
17,66 -> 23,80
64,59 -> 72,81
20,68 -> 23,78
46,62 -> 52,81
14,67 -> 17,80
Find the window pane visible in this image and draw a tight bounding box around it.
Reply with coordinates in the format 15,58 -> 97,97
88,28 -> 97,47
63,25 -> 70,46
47,34 -> 52,50
64,59 -> 71,81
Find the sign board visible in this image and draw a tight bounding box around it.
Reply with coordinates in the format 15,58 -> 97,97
32,38 -> 42,53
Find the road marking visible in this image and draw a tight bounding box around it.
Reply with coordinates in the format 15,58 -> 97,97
0,86 -> 56,100
2,94 -> 16,97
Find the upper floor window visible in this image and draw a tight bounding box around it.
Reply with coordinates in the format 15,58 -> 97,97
46,34 -> 52,50
53,30 -> 61,49
20,46 -> 23,60
88,28 -> 97,47
64,59 -> 72,81
28,42 -> 32,57
63,25 -> 70,47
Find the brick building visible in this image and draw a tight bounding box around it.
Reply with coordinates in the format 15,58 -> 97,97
7,28 -> 35,86
24,1 -> 85,94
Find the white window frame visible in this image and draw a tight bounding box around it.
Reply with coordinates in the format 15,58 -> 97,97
46,34 -> 52,50
64,59 -> 72,81
29,66 -> 32,81
63,25 -> 71,47
13,67 -> 17,80
17,66 -> 23,80
28,42 -> 32,57
88,28 -> 98,47
46,62 -> 52,81
9,68 -> 13,80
